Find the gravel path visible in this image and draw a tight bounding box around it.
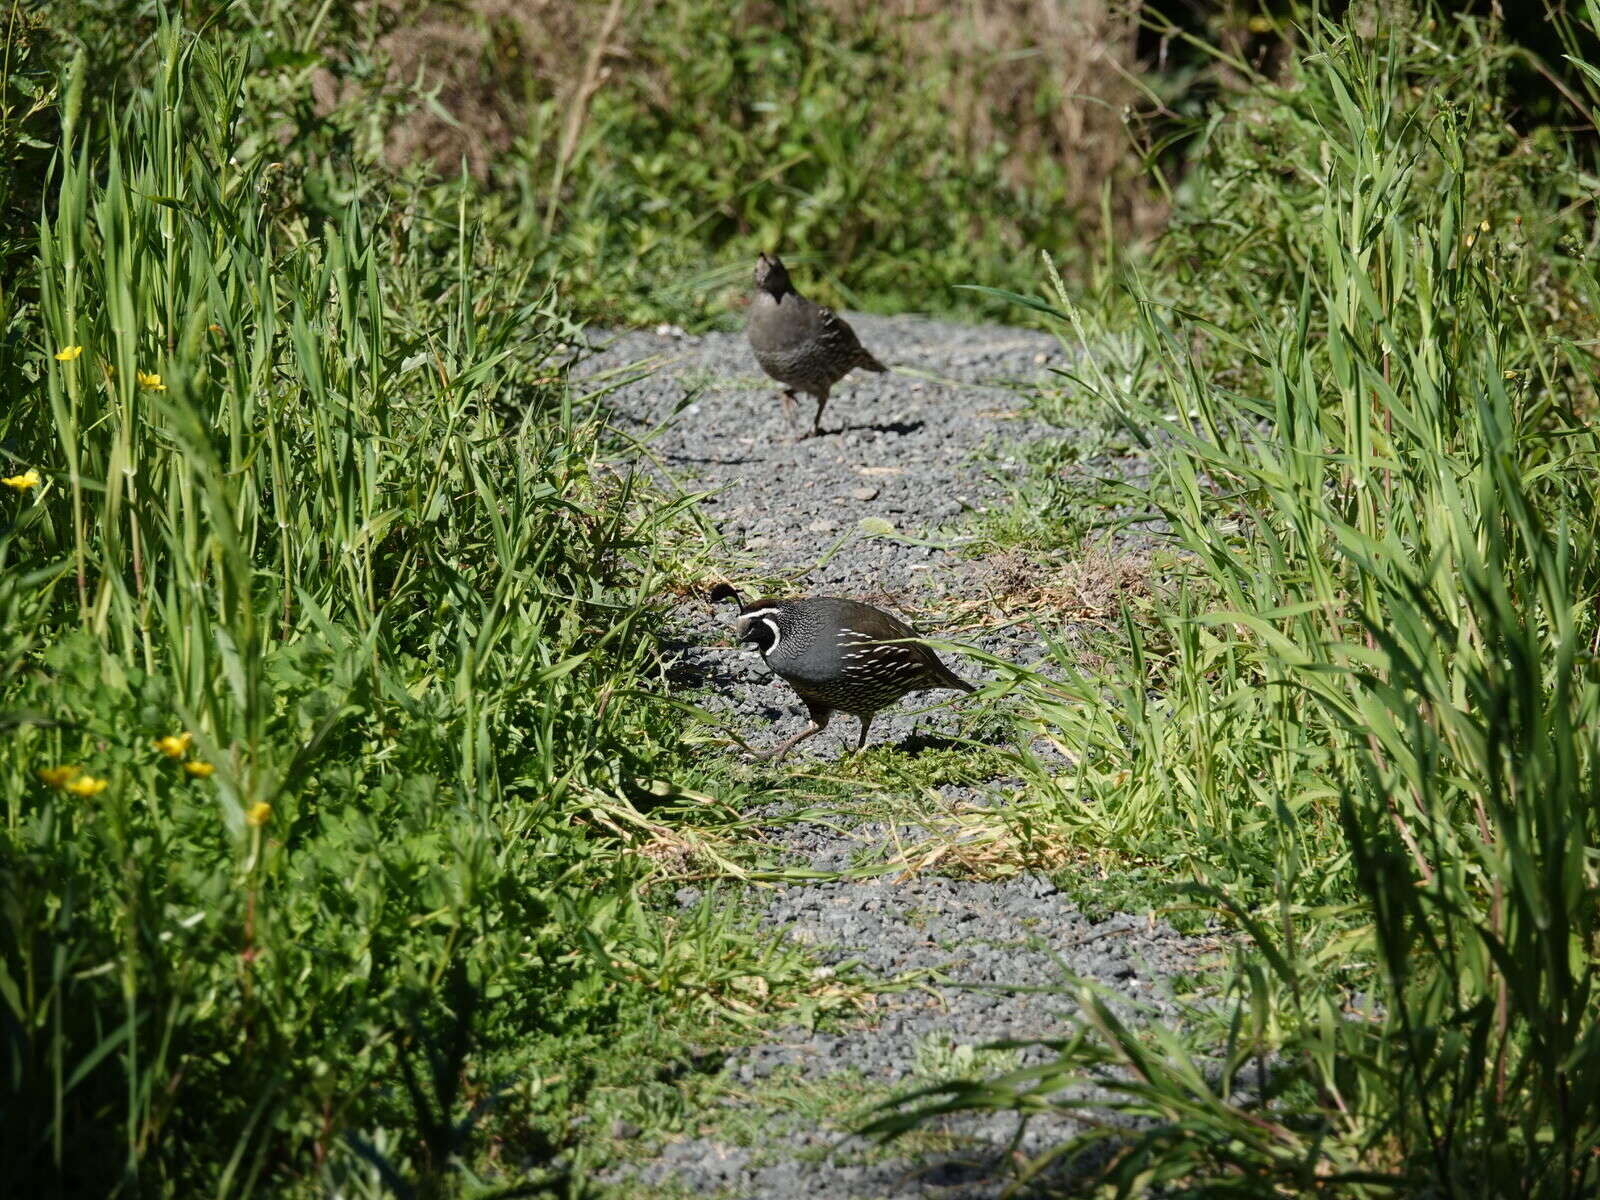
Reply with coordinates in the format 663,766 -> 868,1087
577,314 -> 1213,1198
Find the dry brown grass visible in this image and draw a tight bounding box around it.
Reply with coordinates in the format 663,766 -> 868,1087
312,1 -> 593,178
861,0 -> 1154,237
324,0 -> 1155,241
962,546 -> 1156,625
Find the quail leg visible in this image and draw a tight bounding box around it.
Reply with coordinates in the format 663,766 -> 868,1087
806,389 -> 831,438
854,713 -> 873,752
780,389 -> 798,424
753,704 -> 832,763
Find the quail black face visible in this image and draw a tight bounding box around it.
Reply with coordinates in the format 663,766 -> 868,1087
752,252 -> 792,298
732,604 -> 782,654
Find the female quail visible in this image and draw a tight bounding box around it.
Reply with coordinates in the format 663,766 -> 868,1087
745,253 -> 887,437
709,584 -> 973,761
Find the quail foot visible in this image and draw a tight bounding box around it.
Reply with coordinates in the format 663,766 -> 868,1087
710,583 -> 973,761
745,253 -> 887,437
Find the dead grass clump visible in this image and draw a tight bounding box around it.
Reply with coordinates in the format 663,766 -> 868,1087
972,547 -> 1155,623
881,797 -> 1143,882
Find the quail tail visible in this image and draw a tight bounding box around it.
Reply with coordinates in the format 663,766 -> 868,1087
929,660 -> 975,694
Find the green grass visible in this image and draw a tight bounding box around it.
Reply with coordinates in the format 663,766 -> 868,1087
869,9 -> 1600,1196
29,0 -> 1146,332
14,2 -> 1600,1197
0,18 -> 852,1197
476,1 -> 1142,328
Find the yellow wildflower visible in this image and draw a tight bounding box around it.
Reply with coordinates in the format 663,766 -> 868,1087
38,765 -> 81,789
245,801 -> 271,826
184,760 -> 216,779
154,732 -> 193,758
136,370 -> 166,391
54,345 -> 84,362
207,323 -> 223,334
1247,15 -> 1272,34
64,774 -> 110,797
1479,219 -> 1491,233
3,469 -> 41,492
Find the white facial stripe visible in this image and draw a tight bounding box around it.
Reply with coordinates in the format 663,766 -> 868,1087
758,617 -> 781,651
741,606 -> 783,620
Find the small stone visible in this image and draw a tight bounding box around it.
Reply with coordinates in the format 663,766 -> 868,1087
849,486 -> 879,501
807,519 -> 834,533
611,1119 -> 643,1140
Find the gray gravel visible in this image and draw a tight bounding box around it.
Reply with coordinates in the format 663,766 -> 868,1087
590,312 -> 1062,593
577,314 -> 1216,1198
584,313 -> 1123,757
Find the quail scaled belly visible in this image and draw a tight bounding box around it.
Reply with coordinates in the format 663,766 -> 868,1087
709,584 -> 974,761
745,253 -> 887,437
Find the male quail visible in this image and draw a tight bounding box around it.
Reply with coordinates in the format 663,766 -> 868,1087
709,583 -> 973,761
745,253 -> 887,437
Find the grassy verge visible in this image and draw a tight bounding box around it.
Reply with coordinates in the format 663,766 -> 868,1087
872,9 -> 1600,1195
366,0 -> 1151,328
0,18 -> 869,1197
15,2 -> 1600,1196
25,0 -> 1154,330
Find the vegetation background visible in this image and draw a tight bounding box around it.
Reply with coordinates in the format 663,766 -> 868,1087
5,1 -> 1600,1198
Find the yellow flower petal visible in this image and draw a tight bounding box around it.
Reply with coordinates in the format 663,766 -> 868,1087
54,345 -> 84,362
3,469 -> 41,491
245,801 -> 271,826
38,764 -> 81,789
154,732 -> 193,758
64,774 -> 110,797
184,760 -> 216,779
136,370 -> 166,391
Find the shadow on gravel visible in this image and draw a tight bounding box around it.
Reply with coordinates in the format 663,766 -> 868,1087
663,658 -> 715,689
659,637 -> 736,691
884,726 -> 1014,756
847,1110 -> 1122,1200
856,1155 -> 1085,1200
662,450 -> 762,466
829,418 -> 926,437
607,1123 -> 1111,1199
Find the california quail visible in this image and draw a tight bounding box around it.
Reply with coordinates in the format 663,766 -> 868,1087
745,253 -> 887,437
709,583 -> 973,760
